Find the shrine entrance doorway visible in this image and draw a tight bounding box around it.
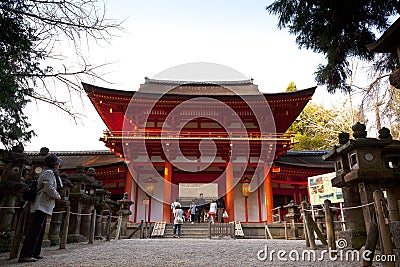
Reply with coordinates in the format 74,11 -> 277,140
178,183 -> 218,207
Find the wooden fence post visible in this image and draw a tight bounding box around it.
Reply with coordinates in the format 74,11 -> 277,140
106,210 -> 112,241
88,209 -> 96,243
324,199 -> 336,255
115,214 -> 122,240
303,215 -> 310,247
301,201 -> 316,249
361,214 -> 379,267
373,190 -> 394,267
9,205 -> 27,259
230,222 -> 236,239
60,206 -> 70,249
139,220 -> 143,239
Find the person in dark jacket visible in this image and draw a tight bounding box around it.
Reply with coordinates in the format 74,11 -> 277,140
196,193 -> 206,223
217,197 -> 226,223
19,153 -> 62,263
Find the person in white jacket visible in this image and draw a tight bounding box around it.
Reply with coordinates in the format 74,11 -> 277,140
171,198 -> 180,218
209,199 -> 218,223
19,153 -> 62,263
173,203 -> 183,238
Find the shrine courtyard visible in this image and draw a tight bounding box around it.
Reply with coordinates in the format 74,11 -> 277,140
0,239 -> 385,266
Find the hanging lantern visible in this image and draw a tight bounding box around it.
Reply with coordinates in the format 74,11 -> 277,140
144,183 -> 155,197
241,181 -> 251,198
143,177 -> 157,197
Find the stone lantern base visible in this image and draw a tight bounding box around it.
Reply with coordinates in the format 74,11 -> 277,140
389,222 -> 400,249
338,229 -> 367,249
67,234 -> 87,243
0,232 -> 14,253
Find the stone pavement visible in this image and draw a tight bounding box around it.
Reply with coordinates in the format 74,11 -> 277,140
0,239 -> 388,267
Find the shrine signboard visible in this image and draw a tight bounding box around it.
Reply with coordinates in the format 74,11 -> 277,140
308,172 -> 344,206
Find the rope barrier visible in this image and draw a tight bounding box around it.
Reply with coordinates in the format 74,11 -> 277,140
303,208 -> 324,212
70,212 -> 92,216
301,202 -> 374,213
52,211 -> 66,214
331,202 -> 374,210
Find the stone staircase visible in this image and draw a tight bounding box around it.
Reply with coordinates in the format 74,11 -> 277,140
162,223 -> 210,238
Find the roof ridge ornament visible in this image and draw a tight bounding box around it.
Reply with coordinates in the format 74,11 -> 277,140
378,127 -> 392,140
338,132 -> 350,144
352,122 -> 367,139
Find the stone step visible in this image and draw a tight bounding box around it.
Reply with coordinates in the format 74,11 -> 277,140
162,223 -> 210,238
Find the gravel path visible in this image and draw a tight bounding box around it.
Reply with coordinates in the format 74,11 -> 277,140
0,238 -> 389,266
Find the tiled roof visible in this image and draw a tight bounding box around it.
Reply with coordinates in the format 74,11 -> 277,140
25,150 -> 124,170
275,150 -> 333,169
137,78 -> 260,96
366,17 -> 400,53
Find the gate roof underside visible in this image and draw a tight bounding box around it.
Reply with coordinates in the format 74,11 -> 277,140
83,80 -> 316,162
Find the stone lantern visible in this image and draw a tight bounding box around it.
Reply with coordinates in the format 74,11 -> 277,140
283,200 -> 301,239
117,192 -> 134,238
0,145 -> 31,252
94,188 -> 110,240
324,122 -> 400,249
48,172 -> 74,246
67,166 -> 92,243
86,167 -> 103,196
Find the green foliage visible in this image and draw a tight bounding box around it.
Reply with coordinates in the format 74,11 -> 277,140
0,0 -> 38,148
266,0 -> 399,93
287,102 -> 354,150
0,1 -> 120,149
285,81 -> 297,92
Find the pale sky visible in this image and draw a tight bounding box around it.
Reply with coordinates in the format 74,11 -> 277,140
22,0 -> 340,152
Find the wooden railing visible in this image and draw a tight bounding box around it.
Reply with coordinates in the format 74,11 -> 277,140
208,222 -> 235,239
271,206 -> 282,223
102,130 -> 294,142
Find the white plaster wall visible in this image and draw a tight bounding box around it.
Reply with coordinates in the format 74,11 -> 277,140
232,184 -> 260,222
247,188 -> 259,222
233,185 -> 245,222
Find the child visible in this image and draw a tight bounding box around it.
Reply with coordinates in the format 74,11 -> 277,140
189,201 -> 197,223
186,210 -> 191,221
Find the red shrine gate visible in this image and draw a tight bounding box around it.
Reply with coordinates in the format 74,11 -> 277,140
84,78 -> 317,223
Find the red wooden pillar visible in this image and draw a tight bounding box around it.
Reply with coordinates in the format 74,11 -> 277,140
225,161 -> 235,222
124,170 -> 134,222
264,162 -> 274,223
133,183 -> 139,222
148,198 -> 152,223
257,186 -> 262,222
163,161 -> 172,222
244,197 -> 249,223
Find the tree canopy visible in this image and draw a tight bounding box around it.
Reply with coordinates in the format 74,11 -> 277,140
288,102 -> 356,150
0,0 -> 120,149
266,0 -> 400,93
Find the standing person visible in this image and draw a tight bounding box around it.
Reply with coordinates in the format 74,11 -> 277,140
188,201 -> 196,224
217,197 -> 226,223
171,198 -> 180,218
173,203 -> 183,238
19,153 -> 62,263
196,193 -> 205,223
209,199 -> 217,223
